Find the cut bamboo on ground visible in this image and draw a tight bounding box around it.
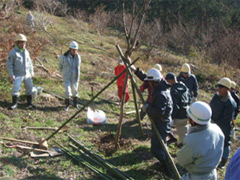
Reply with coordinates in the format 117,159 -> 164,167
69,135 -> 133,180
116,45 -> 181,180
53,140 -> 114,180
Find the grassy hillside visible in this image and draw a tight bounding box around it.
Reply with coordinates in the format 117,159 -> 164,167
0,6 -> 240,180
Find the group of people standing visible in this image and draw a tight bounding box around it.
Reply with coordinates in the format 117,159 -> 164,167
115,58 -> 239,179
6,34 -> 81,112
6,33 -> 240,179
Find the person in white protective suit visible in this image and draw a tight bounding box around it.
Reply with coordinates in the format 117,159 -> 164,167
26,11 -> 34,28
59,41 -> 81,111
7,34 -> 35,110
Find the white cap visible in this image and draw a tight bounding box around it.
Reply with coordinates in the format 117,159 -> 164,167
231,81 -> 237,89
187,101 -> 212,125
181,63 -> 191,74
69,41 -> 78,49
16,34 -> 27,42
218,77 -> 232,89
154,64 -> 162,72
144,68 -> 162,81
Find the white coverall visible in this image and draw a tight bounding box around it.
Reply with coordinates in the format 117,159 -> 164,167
27,13 -> 34,28
177,123 -> 224,180
7,47 -> 34,96
58,51 -> 81,98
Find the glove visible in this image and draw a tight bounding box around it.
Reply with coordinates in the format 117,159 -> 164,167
142,104 -> 149,113
130,65 -> 137,72
233,119 -> 237,126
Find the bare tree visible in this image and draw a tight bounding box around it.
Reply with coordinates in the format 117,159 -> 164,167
115,0 -> 151,149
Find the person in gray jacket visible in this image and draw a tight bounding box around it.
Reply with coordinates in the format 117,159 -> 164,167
59,41 -> 81,111
177,101 -> 224,180
7,34 -> 35,110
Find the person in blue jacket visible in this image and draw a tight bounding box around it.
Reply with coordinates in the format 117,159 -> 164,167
165,73 -> 191,145
210,77 -> 236,169
225,147 -> 240,180
141,68 -> 173,177
177,63 -> 198,103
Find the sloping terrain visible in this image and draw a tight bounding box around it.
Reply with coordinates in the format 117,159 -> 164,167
0,6 -> 240,180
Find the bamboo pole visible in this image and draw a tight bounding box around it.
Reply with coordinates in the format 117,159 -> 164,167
44,58 -> 140,142
0,137 -> 39,145
68,135 -> 133,180
53,140 -> 112,180
115,73 -> 129,149
131,79 -> 144,137
116,45 -> 181,180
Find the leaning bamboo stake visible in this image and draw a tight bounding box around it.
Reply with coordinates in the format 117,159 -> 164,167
116,45 -> 181,180
53,140 -> 112,180
44,58 -> 140,142
131,79 -> 144,137
68,135 -> 133,180
115,73 -> 129,149
0,137 -> 39,145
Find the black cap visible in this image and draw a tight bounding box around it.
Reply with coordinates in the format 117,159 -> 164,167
165,72 -> 176,80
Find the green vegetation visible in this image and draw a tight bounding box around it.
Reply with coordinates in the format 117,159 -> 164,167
0,3 -> 239,180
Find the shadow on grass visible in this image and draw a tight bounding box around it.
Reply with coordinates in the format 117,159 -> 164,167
108,146 -> 152,166
21,175 -> 65,180
82,120 -> 152,140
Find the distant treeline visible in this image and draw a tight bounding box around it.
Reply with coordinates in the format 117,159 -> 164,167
64,0 -> 240,28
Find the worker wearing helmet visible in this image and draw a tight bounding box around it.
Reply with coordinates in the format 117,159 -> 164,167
177,101 -> 224,180
177,63 -> 198,103
230,81 -> 240,123
7,34 -> 35,110
210,77 -> 236,169
165,72 -> 191,146
141,68 -> 173,177
59,41 -> 81,111
139,64 -> 162,120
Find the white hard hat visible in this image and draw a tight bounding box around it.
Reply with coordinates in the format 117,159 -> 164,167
187,101 -> 212,125
231,81 -> 237,89
154,64 -> 162,72
218,77 -> 232,89
144,68 -> 162,81
69,41 -> 78,49
181,63 -> 191,74
16,34 -> 27,42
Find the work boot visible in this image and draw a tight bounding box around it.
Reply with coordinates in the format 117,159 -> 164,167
73,97 -> 80,109
218,158 -> 228,169
65,99 -> 70,111
9,95 -> 18,110
26,95 -> 36,109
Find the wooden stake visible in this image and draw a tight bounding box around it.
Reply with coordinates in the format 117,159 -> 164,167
115,73 -> 129,149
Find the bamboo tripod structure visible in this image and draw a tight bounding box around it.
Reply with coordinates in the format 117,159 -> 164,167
116,45 -> 181,179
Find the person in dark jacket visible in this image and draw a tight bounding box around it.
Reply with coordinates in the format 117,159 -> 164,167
210,77 -> 236,169
177,63 -> 198,103
166,73 -> 191,145
135,64 -> 163,120
230,81 -> 240,123
141,68 -> 173,176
